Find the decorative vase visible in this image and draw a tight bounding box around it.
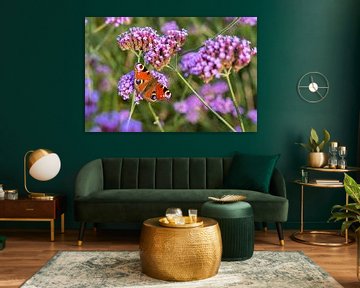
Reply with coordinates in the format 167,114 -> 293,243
308,152 -> 328,168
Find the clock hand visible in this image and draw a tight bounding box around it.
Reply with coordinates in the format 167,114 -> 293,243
315,90 -> 324,99
310,76 -> 316,90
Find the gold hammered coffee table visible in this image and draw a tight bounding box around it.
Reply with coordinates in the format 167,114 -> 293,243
139,217 -> 222,281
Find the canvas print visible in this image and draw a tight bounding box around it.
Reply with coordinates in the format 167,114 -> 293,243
85,17 -> 257,132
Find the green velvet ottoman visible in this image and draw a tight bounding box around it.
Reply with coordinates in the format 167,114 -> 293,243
201,201 -> 254,261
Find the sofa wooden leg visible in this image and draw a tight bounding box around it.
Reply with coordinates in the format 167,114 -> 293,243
262,222 -> 268,232
275,222 -> 284,246
77,222 -> 86,246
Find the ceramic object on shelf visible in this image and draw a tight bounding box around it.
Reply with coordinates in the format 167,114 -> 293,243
308,152 -> 328,168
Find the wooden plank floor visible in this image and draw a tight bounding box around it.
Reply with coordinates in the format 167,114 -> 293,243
0,228 -> 358,288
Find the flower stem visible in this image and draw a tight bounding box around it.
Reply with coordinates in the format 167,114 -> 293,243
126,91 -> 137,130
94,26 -> 115,52
213,17 -> 241,39
224,70 -> 245,132
147,102 -> 165,132
93,22 -> 107,33
169,66 -> 236,132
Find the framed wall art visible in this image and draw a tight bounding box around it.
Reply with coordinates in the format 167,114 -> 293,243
85,17 -> 257,132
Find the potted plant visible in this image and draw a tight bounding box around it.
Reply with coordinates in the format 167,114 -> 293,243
329,173 -> 360,279
296,128 -> 330,167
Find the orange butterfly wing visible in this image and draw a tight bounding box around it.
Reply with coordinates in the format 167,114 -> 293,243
134,63 -> 171,102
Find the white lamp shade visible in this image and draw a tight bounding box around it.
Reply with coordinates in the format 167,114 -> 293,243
29,153 -> 61,181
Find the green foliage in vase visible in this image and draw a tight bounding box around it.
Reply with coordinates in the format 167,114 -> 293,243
329,173 -> 360,233
296,128 -> 330,152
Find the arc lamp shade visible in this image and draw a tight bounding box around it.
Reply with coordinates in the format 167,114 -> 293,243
28,149 -> 61,181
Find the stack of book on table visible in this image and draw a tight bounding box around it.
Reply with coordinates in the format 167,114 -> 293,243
314,179 -> 341,185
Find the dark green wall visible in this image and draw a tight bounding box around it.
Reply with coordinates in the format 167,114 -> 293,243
1,0 -> 359,230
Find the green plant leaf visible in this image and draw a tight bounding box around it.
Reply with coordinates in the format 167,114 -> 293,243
323,129 -> 330,144
344,173 -> 360,204
295,142 -> 312,152
329,211 -> 357,221
310,128 -> 319,144
317,140 -> 325,152
309,137 -> 317,152
341,220 -> 358,234
331,203 -> 360,215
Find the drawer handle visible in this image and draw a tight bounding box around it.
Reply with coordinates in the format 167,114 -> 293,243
25,208 -> 35,211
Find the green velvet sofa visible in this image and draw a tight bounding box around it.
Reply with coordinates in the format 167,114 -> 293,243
74,157 -> 288,245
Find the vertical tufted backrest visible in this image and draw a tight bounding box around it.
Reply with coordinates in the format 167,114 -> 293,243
102,157 -> 233,189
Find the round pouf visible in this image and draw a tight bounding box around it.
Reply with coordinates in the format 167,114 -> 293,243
140,217 -> 222,281
201,201 -> 254,261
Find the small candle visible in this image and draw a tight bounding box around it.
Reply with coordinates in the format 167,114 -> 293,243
330,142 -> 338,148
338,146 -> 346,153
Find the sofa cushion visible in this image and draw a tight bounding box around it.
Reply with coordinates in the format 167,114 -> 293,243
75,189 -> 288,222
223,153 -> 280,193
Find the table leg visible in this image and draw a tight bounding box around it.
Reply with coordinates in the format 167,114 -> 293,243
61,213 -> 65,234
300,185 -> 304,233
50,219 -> 55,241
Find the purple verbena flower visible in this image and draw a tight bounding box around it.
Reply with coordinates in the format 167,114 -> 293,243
174,81 -> 245,124
235,126 -> 242,132
121,119 -> 142,132
200,81 -> 228,98
247,109 -> 257,123
117,27 -> 158,52
118,110 -> 143,132
161,21 -> 179,34
95,64 -> 111,74
174,95 -> 202,124
85,78 -> 99,118
205,95 -> 234,114
144,29 -> 188,70
118,71 -> 135,101
92,110 -> 142,132
180,35 -> 256,83
89,126 -> 101,132
105,17 -> 132,27
178,52 -> 202,77
240,17 -> 257,26
225,17 -> 257,26
94,111 -> 121,132
99,78 -> 111,92
151,70 -> 169,87
118,70 -> 169,103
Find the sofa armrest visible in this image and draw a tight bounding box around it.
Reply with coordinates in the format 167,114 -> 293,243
75,159 -> 104,199
269,168 -> 287,198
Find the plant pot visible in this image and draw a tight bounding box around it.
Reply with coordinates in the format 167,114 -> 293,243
308,152 -> 328,168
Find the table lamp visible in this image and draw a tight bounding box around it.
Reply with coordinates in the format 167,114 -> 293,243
24,149 -> 61,199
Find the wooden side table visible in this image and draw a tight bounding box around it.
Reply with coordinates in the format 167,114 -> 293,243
0,195 -> 66,241
291,166 -> 359,246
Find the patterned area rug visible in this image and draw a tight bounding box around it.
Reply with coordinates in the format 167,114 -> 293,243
21,251 -> 342,288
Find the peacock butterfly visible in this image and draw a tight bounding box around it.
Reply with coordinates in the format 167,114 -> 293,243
134,63 -> 171,102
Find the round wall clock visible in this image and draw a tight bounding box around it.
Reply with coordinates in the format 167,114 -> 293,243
297,72 -> 329,103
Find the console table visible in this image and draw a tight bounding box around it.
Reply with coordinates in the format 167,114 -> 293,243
0,195 -> 66,241
291,166 -> 359,246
